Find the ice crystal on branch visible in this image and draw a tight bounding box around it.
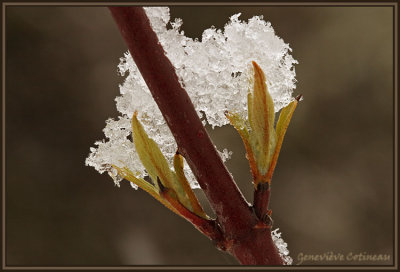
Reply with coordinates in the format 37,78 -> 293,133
86,7 -> 297,190
272,228 -> 293,265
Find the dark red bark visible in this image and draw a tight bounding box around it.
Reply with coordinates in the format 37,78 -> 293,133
230,228 -> 283,265
254,182 -> 271,222
108,6 -> 284,265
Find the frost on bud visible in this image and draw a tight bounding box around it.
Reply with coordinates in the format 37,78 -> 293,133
86,7 -> 297,190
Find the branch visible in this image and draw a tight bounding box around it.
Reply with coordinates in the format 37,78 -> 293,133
108,7 -> 256,239
253,182 -> 272,223
108,7 -> 286,265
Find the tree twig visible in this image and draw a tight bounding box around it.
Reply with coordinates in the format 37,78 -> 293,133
108,5 -> 255,237
108,6 -> 284,265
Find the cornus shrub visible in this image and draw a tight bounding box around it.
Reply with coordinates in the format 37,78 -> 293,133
86,6 -> 301,265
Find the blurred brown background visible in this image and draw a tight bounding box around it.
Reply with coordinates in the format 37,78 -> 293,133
5,6 -> 394,266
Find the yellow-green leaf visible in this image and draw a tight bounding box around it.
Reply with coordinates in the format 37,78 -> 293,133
112,165 -> 182,217
113,165 -> 154,194
226,111 -> 260,182
171,153 -> 191,209
131,112 -> 174,191
131,112 -> 199,212
173,153 -> 207,218
276,100 -> 298,139
173,154 -> 192,209
250,61 -> 276,176
264,98 -> 299,183
225,112 -> 249,140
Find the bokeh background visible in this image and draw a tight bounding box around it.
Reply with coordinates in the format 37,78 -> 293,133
5,6 -> 394,266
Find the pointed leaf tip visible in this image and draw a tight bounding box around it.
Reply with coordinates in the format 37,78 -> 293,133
295,94 -> 303,101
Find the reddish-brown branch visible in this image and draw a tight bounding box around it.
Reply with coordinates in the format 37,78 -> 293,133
108,7 -> 284,265
108,6 -> 255,238
157,177 -> 224,242
253,182 -> 272,223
